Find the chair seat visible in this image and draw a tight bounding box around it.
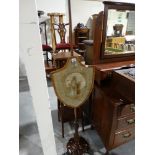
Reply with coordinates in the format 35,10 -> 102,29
42,44 -> 52,51
56,43 -> 77,50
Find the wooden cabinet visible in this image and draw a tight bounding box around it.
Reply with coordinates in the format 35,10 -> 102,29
92,67 -> 135,152
74,27 -> 89,51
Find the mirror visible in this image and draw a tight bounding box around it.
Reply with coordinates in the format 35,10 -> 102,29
105,9 -> 135,55
100,1 -> 135,60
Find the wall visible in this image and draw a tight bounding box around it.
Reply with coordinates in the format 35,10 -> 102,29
67,0 -> 135,30
19,53 -> 27,77
70,0 -> 103,28
19,0 -> 57,154
69,0 -> 103,39
36,0 -> 66,15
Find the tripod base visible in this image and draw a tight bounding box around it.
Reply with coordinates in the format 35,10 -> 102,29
67,136 -> 89,155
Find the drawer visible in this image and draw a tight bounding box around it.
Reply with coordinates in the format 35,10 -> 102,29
118,103 -> 135,117
116,114 -> 135,130
113,128 -> 135,147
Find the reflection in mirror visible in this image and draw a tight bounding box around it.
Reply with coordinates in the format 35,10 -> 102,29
105,10 -> 135,55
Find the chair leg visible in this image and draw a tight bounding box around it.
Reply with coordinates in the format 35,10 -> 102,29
62,121 -> 64,138
57,99 -> 61,122
82,118 -> 84,132
81,110 -> 84,132
60,102 -> 64,138
51,56 -> 54,66
105,150 -> 109,155
46,51 -> 49,66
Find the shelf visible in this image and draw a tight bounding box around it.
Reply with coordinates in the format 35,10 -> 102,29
75,27 -> 89,51
78,43 -> 85,45
78,37 -> 88,39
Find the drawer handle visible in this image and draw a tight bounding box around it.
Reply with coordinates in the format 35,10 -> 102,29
123,132 -> 131,138
127,118 -> 135,124
130,105 -> 135,112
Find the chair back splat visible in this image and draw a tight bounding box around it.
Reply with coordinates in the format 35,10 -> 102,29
54,23 -> 69,44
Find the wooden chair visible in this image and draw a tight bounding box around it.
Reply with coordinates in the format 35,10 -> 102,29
38,11 -> 57,77
48,13 -> 77,54
40,21 -> 53,66
38,11 -> 53,66
39,21 -> 56,76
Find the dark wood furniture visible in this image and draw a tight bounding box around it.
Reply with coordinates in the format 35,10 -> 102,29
74,26 -> 89,56
52,51 -> 82,68
85,1 -> 135,154
40,21 -> 52,64
84,11 -> 104,65
92,63 -> 135,153
38,12 -> 56,75
91,14 -> 98,40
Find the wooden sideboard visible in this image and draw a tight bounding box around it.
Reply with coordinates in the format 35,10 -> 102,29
82,1 -> 135,154
92,62 -> 135,153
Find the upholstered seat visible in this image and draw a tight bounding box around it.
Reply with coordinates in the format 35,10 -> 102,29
56,43 -> 77,50
42,44 -> 52,51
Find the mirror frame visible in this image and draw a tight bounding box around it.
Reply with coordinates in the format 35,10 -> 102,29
101,1 -> 135,60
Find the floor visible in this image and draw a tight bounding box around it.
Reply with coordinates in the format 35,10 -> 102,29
19,77 -> 135,155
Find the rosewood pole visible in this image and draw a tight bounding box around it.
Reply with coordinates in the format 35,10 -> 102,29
68,0 -> 74,57
66,1 -> 90,154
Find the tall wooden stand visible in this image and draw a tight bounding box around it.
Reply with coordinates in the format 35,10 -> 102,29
66,0 -> 90,154
66,108 -> 89,155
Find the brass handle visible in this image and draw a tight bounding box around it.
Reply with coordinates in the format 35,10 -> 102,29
127,118 -> 135,124
130,105 -> 135,112
123,132 -> 131,138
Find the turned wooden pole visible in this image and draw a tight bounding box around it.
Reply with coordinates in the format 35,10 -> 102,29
68,0 -> 74,56
74,108 -> 79,143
